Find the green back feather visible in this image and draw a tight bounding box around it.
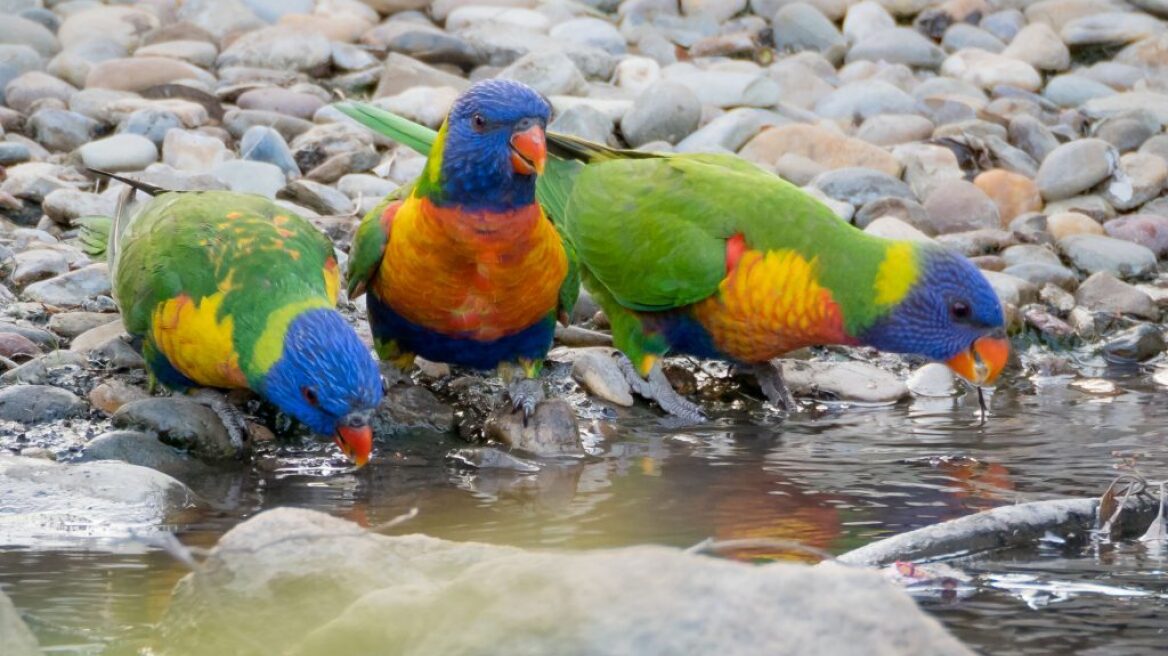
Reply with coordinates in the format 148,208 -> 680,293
109,191 -> 338,382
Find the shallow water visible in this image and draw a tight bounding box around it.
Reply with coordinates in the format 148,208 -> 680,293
3,366 -> 1168,655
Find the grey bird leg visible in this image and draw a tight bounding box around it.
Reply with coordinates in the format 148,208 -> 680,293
755,360 -> 796,412
616,354 -> 706,423
188,388 -> 248,449
507,377 -> 545,420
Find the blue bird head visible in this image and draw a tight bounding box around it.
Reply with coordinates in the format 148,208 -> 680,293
860,247 -> 1009,385
263,308 -> 383,467
436,78 -> 552,210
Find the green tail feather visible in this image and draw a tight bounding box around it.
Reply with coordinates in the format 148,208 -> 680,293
334,102 -> 438,156
77,216 -> 113,261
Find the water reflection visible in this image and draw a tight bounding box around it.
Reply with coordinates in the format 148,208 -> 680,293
3,378 -> 1168,654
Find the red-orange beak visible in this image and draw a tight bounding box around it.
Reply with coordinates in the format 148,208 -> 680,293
510,124 -> 546,176
334,413 -> 373,469
946,333 -> 1010,386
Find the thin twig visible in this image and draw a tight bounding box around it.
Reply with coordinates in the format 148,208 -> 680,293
685,537 -> 836,563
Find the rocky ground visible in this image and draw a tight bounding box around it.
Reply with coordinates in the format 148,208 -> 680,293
0,0 -> 1166,462
3,0 -> 1168,650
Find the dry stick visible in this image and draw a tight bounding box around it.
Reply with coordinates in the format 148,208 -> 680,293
685,537 -> 837,563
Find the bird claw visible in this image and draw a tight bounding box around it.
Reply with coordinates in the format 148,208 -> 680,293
188,388 -> 249,449
616,355 -> 706,423
755,360 -> 797,413
507,377 -> 544,423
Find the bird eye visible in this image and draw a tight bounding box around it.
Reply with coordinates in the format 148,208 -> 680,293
471,113 -> 486,132
950,301 -> 971,320
301,386 -> 319,406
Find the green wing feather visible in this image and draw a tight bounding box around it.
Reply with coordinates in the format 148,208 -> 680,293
547,138 -> 893,334
346,182 -> 413,298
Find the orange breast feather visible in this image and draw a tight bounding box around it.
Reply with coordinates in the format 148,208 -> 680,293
374,198 -> 567,341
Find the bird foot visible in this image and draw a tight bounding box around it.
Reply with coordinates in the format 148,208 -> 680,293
755,360 -> 797,413
378,361 -> 409,389
507,377 -> 545,421
188,388 -> 249,450
616,355 -> 706,423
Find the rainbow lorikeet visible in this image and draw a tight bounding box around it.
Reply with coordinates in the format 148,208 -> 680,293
336,104 -> 1008,421
80,172 -> 383,466
337,80 -> 578,417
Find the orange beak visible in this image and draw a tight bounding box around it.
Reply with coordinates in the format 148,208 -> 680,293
510,124 -> 546,176
334,415 -> 373,469
946,333 -> 1010,386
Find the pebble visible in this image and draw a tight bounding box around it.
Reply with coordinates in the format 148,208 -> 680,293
217,27 -> 331,73
973,169 -> 1042,225
842,2 -> 895,44
620,81 -> 701,147
941,48 -> 1041,92
236,87 -> 324,121
377,384 -> 454,433
905,362 -> 957,397
27,108 -> 97,152
812,168 -> 913,206
84,57 -> 215,92
1103,152 -> 1167,211
773,3 -> 846,64
1001,22 -> 1069,71
1083,92 -> 1168,128
21,263 -> 110,307
0,384 -> 85,423
0,332 -> 39,360
78,134 -> 158,172
855,113 -> 934,146
223,109 -> 313,142
662,64 -> 780,108
57,6 -> 158,51
1043,74 -> 1116,108
4,71 -> 76,115
278,179 -> 353,215
0,13 -> 58,57
549,104 -> 615,144
369,87 -> 457,132
499,51 -> 586,97
780,359 -> 909,403
846,27 -> 945,69
239,126 -> 300,179
740,124 -> 901,177
12,248 -> 67,285
112,397 -> 240,462
570,349 -> 633,407
163,130 -> 232,173
1036,139 -> 1118,201
1046,211 -> 1104,240
1105,214 -> 1168,256
1101,324 -> 1166,362
1059,234 -> 1158,279
117,108 -> 183,148
549,17 -> 627,55
47,311 -> 118,338
484,398 -> 584,458
134,40 -> 219,69
1075,271 -> 1158,319
211,160 -> 286,198
1061,12 -> 1165,47
921,179 -> 1000,234
1003,262 -> 1079,291
1094,113 -> 1159,153
87,379 -> 149,415
941,24 -> 1005,54
80,430 -> 198,476
814,80 -> 919,121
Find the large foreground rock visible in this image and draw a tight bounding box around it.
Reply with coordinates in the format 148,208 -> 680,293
0,587 -> 39,656
160,508 -> 971,656
0,456 -> 195,548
